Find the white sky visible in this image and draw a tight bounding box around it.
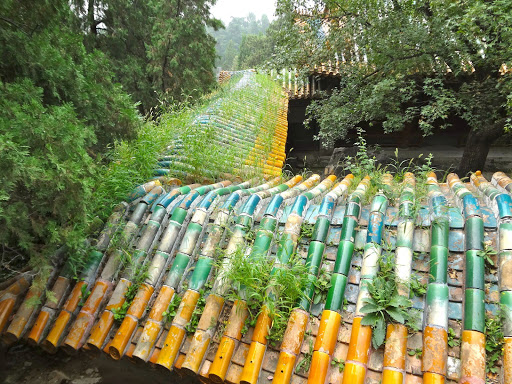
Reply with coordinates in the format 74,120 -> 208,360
211,0 -> 276,25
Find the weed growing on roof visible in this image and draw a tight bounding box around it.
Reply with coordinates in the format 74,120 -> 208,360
186,286 -> 208,335
447,327 -> 460,348
341,128 -> 385,202
300,223 -> 315,238
224,243 -> 308,348
243,227 -> 257,246
111,259 -> 149,322
343,297 -> 349,311
408,348 -> 422,358
312,267 -> 332,306
479,242 -> 497,273
77,283 -> 91,308
162,294 -> 181,325
360,255 -> 418,348
339,128 -> 437,207
241,316 -> 253,336
485,311 -> 504,376
331,357 -> 345,373
343,128 -> 382,180
295,334 -> 314,374
409,273 -> 427,298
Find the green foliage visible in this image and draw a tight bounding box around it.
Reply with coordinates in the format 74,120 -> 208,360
1,1 -> 140,152
340,128 -> 382,180
447,327 -> 460,348
73,0 -> 221,111
78,283 -> 92,308
478,242 -> 498,273
237,34 -> 274,70
148,0 -> 222,103
274,0 -> 512,173
300,223 -> 315,238
408,348 -> 422,358
186,287 -> 208,335
163,295 -> 182,324
360,256 -> 416,349
295,334 -> 313,373
331,357 -> 345,373
243,227 -> 257,246
0,79 -> 98,268
312,267 -> 331,306
409,274 -> 427,298
485,312 -> 504,375
225,243 -> 309,348
0,0 -> 140,278
75,0 -> 158,112
339,128 -> 435,206
112,261 -> 149,322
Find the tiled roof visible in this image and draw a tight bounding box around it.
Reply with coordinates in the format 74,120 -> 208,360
1,71 -> 512,384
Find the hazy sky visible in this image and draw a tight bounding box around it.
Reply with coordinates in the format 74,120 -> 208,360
211,0 -> 276,25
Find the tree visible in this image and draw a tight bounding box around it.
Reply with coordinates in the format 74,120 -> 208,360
72,0 -> 158,112
71,0 -> 222,111
1,0 -> 140,152
222,40 -> 239,70
237,34 -> 274,69
274,0 -> 512,174
0,0 -> 140,269
148,0 -> 222,102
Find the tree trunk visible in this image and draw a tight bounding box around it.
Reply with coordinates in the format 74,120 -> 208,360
88,0 -> 97,35
457,125 -> 504,176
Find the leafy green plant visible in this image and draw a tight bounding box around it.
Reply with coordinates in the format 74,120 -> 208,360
312,268 -> 332,306
360,256 -> 416,348
485,312 -> 504,375
336,129 -> 436,209
295,335 -> 313,373
478,242 -> 497,273
388,149 -> 416,182
112,261 -> 149,322
447,327 -> 460,348
339,128 -> 387,203
243,227 -> 257,245
224,239 -> 309,348
342,128 -> 382,178
331,357 -> 345,373
186,287 -> 207,335
111,304 -> 128,322
241,302 -> 259,337
300,223 -> 315,238
77,283 -> 91,308
408,348 -> 422,358
162,294 -> 182,324
409,274 -> 427,298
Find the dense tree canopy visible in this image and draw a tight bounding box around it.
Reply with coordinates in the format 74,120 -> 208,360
73,0 -> 221,112
274,0 -> 512,173
148,0 -> 222,103
0,0 -> 221,274
0,0 -> 140,269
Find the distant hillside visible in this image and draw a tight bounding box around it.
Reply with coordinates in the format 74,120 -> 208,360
210,13 -> 270,70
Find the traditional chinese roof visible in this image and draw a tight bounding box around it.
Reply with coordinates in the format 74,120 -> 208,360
1,71 -> 512,384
